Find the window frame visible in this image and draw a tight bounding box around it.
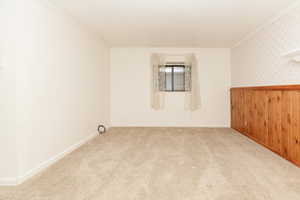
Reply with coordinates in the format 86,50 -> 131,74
160,65 -> 186,92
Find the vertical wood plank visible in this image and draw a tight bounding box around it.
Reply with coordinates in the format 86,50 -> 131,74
254,90 -> 268,145
292,91 -> 300,165
268,91 -> 282,154
237,89 -> 245,133
281,91 -> 291,158
281,91 -> 300,165
231,89 -> 244,133
244,90 -> 254,136
231,90 -> 237,130
293,91 -> 300,166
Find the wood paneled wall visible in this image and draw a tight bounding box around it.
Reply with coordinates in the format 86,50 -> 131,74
231,85 -> 300,167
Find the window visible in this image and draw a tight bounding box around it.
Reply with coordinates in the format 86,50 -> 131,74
159,65 -> 191,92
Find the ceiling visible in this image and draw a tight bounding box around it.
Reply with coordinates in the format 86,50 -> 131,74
50,0 -> 298,47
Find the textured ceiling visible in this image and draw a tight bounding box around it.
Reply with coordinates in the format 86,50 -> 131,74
50,0 -> 299,47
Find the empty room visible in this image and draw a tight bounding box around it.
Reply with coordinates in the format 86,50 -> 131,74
1,0 -> 300,199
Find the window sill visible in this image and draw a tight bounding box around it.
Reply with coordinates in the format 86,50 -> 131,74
159,91 -> 189,93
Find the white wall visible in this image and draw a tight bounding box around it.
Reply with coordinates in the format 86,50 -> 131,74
110,48 -> 231,127
231,2 -> 300,87
0,0 -> 18,184
0,0 -> 110,184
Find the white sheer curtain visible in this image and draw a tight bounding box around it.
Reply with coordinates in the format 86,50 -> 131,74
184,54 -> 200,111
151,53 -> 200,111
150,54 -> 166,110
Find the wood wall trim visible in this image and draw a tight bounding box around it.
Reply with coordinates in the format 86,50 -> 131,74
231,86 -> 300,168
231,84 -> 300,91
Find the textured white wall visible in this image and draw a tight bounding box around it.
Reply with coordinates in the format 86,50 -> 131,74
110,48 -> 231,127
231,3 -> 300,87
0,0 -> 110,183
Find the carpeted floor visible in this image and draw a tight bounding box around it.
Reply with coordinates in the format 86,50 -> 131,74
1,127 -> 300,200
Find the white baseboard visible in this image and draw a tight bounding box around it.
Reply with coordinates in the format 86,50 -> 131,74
110,125 -> 230,128
16,132 -> 98,185
0,178 -> 18,186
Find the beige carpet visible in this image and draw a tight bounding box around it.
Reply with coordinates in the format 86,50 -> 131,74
1,127 -> 300,200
